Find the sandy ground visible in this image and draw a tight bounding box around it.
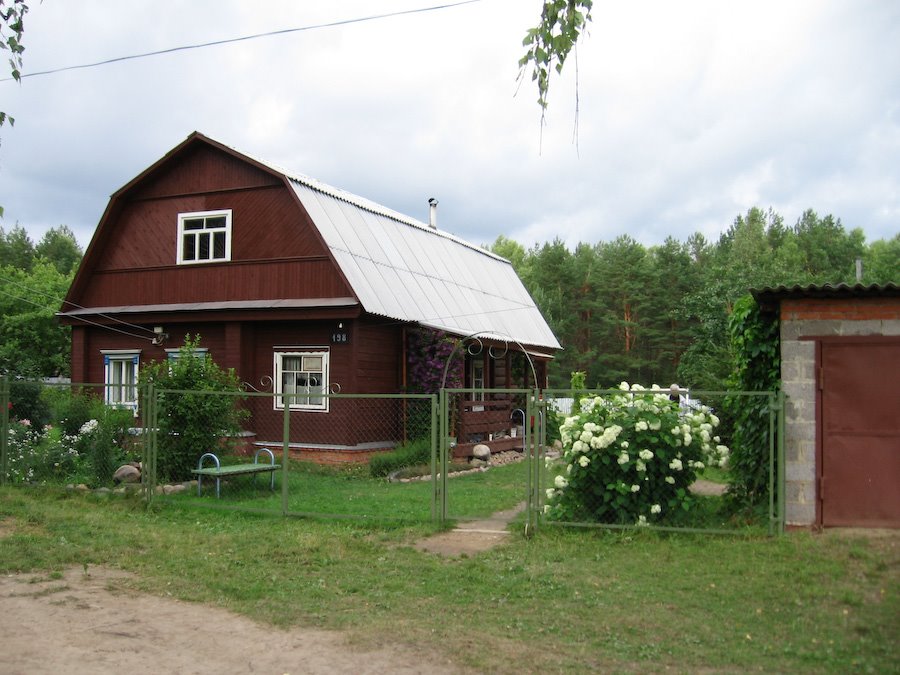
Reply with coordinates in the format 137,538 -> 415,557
0,566 -> 462,675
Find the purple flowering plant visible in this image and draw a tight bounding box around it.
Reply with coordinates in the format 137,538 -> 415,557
406,327 -> 463,394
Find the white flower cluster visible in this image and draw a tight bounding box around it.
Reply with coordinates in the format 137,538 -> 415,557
561,418 -> 623,453
79,419 -> 100,435
5,420 -> 82,485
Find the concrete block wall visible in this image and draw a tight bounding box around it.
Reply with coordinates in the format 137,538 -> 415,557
779,297 -> 900,526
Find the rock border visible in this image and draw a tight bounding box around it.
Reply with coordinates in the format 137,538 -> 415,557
387,450 -> 525,483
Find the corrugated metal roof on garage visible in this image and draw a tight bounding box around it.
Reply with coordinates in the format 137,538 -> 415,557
283,176 -> 560,350
752,282 -> 900,302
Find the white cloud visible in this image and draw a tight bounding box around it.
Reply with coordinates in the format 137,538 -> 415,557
1,0 -> 897,253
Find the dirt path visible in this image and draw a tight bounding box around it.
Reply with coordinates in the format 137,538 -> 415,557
415,502 -> 527,556
0,566 -> 462,675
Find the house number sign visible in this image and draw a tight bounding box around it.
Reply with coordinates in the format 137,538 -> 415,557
331,330 -> 350,344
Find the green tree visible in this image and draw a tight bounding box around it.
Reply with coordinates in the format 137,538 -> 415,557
678,208 -> 785,390
792,209 -> 865,282
0,224 -> 35,270
35,225 -> 82,274
0,260 -> 73,376
525,238 -> 578,387
863,234 -> 900,284
489,234 -> 527,271
647,237 -> 701,385
592,236 -> 654,386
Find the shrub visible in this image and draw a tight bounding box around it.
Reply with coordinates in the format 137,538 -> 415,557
370,437 -> 433,478
544,383 -> 729,525
41,386 -> 96,437
9,380 -> 50,428
141,336 -> 248,481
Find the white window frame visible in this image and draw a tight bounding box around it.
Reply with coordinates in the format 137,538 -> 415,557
164,347 -> 209,362
177,209 -> 232,265
274,348 -> 329,412
102,350 -> 141,412
471,357 -> 486,410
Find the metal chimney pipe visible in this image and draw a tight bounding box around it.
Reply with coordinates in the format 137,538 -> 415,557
428,197 -> 438,229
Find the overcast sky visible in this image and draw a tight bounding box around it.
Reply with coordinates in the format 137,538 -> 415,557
2,0 -> 898,254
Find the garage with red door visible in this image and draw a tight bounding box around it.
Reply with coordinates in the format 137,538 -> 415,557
754,283 -> 900,529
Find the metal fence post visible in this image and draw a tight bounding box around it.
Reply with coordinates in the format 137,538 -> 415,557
282,393 -> 292,517
432,388 -> 448,525
430,392 -> 438,523
536,390 -> 547,533
141,382 -> 156,504
525,389 -> 543,536
768,391 -> 776,536
437,388 -> 448,525
0,375 -> 8,486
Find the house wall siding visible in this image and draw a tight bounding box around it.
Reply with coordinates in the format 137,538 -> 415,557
75,144 -> 352,309
780,296 -> 900,526
73,316 -> 408,452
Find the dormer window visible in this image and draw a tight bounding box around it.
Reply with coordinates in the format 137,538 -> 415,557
177,209 -> 232,264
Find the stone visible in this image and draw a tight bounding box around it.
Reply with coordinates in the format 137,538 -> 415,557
113,464 -> 141,484
469,458 -> 489,468
472,444 -> 491,460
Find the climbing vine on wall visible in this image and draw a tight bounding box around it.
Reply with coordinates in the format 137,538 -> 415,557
406,327 -> 463,394
723,295 -> 780,506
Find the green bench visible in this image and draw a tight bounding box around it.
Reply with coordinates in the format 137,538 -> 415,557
192,448 -> 280,498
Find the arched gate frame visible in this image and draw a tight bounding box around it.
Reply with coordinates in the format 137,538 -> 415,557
436,333 -> 547,533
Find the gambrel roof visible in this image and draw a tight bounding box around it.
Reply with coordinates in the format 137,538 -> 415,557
231,137 -> 560,350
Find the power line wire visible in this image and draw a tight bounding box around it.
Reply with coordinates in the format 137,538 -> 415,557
2,0 -> 484,83
0,271 -> 158,337
0,283 -> 154,342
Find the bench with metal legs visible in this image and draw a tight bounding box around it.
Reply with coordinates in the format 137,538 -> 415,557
191,447 -> 279,498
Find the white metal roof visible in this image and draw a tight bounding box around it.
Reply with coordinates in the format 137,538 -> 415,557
251,160 -> 560,350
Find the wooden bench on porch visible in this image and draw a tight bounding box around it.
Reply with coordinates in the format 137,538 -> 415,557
451,397 -> 524,459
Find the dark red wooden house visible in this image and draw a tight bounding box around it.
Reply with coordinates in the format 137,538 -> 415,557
61,132 -> 560,461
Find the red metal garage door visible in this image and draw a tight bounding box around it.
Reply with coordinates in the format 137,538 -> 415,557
819,338 -> 900,528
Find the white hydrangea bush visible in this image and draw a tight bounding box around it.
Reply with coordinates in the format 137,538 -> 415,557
544,383 -> 729,525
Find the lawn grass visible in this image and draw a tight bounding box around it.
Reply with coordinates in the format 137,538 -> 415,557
178,455 -> 750,531
1,486 -> 897,673
163,458 -> 531,523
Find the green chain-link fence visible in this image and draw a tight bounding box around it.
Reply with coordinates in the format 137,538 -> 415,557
2,377 -> 782,534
